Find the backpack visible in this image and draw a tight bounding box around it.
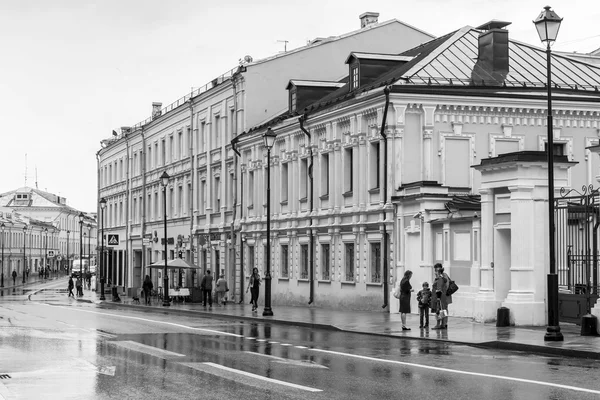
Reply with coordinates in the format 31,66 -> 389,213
420,289 -> 431,305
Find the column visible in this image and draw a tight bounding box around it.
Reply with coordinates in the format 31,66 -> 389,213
474,188 -> 498,322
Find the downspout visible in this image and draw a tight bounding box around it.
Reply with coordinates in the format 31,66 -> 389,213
230,74 -> 239,301
141,127 -> 148,280
188,100 -> 195,286
125,134 -> 130,288
379,86 -> 391,309
299,115 -> 314,305
96,150 -> 101,281
231,135 -> 243,303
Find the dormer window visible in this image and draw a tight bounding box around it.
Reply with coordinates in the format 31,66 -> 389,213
351,64 -> 359,89
289,88 -> 297,112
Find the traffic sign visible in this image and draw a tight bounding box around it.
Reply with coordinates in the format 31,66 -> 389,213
142,238 -> 151,245
107,234 -> 119,246
47,250 -> 55,257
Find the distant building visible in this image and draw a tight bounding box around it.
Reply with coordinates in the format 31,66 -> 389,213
0,187 -> 97,278
97,12 -> 435,295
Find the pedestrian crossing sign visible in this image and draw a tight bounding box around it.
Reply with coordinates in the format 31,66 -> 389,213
107,234 -> 119,246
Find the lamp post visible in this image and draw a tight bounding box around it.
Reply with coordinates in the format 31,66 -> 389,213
1,223 -> 4,288
99,198 -> 107,300
262,128 -> 277,316
534,5 -> 564,342
66,230 -> 70,276
78,212 -> 84,293
22,226 -> 26,284
161,171 -> 171,307
44,228 -> 48,279
87,224 -> 91,281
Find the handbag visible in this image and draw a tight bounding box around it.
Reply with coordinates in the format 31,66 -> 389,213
392,284 -> 401,299
446,278 -> 459,296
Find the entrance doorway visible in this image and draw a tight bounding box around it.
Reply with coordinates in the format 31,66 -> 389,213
494,227 -> 511,302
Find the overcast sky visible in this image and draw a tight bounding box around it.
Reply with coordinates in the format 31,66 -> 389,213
1,0 -> 598,212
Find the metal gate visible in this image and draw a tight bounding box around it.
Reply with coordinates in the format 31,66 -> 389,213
555,185 -> 600,324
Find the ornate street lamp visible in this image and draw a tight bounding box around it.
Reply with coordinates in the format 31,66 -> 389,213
22,226 -> 26,284
99,198 -> 107,300
78,212 -> 84,293
44,228 -> 48,279
262,127 -> 277,316
1,222 -> 4,288
161,171 -> 171,307
534,5 -> 563,342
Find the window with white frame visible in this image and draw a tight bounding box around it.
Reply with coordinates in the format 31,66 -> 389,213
321,243 -> 330,280
248,245 -> 255,274
344,242 -> 354,281
178,131 -> 183,159
178,185 -> 183,216
154,192 -> 159,220
281,163 -> 289,203
161,139 -> 166,166
200,180 -> 206,213
321,153 -> 329,196
370,141 -> 380,189
300,244 -> 309,279
214,176 -> 221,211
169,136 -> 174,162
280,244 -> 289,277
351,64 -> 359,89
169,187 -> 174,218
199,122 -> 206,152
300,158 -> 308,199
370,242 -> 381,283
214,115 -> 221,147
248,171 -> 254,208
344,147 -> 353,193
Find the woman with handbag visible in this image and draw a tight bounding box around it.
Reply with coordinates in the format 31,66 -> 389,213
246,268 -> 261,312
432,263 -> 452,330
399,270 -> 414,331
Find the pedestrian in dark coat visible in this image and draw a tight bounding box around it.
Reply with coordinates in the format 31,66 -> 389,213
68,277 -> 75,297
399,270 -> 414,331
200,270 -> 214,307
142,275 -> 153,305
416,282 -> 432,329
432,263 -> 452,330
12,270 -> 17,285
76,277 -> 83,297
246,268 -> 261,312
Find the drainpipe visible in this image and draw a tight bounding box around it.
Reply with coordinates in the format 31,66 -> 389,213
299,115 -> 315,305
125,133 -> 130,289
230,74 -> 239,301
188,100 -> 195,286
231,135 -> 243,302
141,127 -> 148,280
379,86 -> 391,309
96,150 -> 101,282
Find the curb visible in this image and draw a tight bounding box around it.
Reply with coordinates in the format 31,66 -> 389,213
97,301 -> 600,360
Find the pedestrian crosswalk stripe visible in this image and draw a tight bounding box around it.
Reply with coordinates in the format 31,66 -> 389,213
110,341 -> 186,359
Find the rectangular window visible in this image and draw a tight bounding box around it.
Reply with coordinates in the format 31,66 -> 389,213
161,139 -> 166,166
119,201 -> 123,226
370,242 -> 381,283
248,171 -> 254,208
200,180 -> 206,214
178,186 -> 183,216
169,136 -> 174,162
544,142 -> 565,156
214,176 -> 221,210
370,142 -> 380,189
178,131 -> 183,159
321,153 -> 329,196
321,244 -> 330,280
300,159 -> 308,199
214,116 -> 221,147
169,188 -> 174,218
345,243 -> 354,281
344,147 -> 353,192
154,143 -> 159,168
281,163 -> 288,202
300,244 -> 309,279
148,146 -> 152,169
187,128 -> 192,156
133,153 -> 138,176
290,89 -> 297,111
133,198 -> 137,223
148,194 -> 152,220
200,122 -> 206,152
248,246 -> 255,273
154,192 -> 159,220
351,65 -> 359,89
230,109 -> 235,139
280,244 -> 289,278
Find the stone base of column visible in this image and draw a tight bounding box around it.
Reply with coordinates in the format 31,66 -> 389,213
502,291 -> 545,326
473,290 -> 499,323
591,299 -> 600,335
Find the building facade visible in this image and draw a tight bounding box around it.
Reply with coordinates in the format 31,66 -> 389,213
0,187 -> 97,279
235,21 -> 600,325
97,12 -> 434,297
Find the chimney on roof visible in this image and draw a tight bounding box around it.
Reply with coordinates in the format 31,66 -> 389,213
152,102 -> 162,120
359,12 -> 379,28
471,20 -> 511,86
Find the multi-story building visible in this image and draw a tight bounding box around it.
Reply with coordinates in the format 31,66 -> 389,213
236,19 -> 600,325
0,187 -> 97,280
97,12 -> 435,297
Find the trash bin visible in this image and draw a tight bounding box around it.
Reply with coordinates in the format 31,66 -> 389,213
581,314 -> 599,336
191,287 -> 202,303
496,307 -> 510,327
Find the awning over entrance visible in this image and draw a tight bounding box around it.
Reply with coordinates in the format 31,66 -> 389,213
147,258 -> 198,269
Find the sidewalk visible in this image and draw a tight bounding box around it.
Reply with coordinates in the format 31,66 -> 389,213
92,292 -> 600,360
0,272 -> 64,291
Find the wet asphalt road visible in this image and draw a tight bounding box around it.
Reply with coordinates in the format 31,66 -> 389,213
0,280 -> 600,399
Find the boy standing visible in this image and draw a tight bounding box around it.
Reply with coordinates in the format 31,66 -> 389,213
416,282 -> 432,329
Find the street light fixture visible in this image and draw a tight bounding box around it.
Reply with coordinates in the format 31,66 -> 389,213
1,222 -> 4,288
534,5 -> 564,342
262,127 -> 277,317
99,198 -> 107,300
78,212 -> 84,294
44,228 -> 48,279
22,226 -> 26,284
161,171 -> 171,307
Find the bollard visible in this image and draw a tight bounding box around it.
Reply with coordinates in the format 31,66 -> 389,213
496,307 -> 510,327
581,314 -> 599,336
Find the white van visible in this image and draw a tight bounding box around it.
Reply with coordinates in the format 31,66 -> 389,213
71,259 -> 89,278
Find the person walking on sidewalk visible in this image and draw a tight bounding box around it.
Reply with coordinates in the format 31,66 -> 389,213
142,275 -> 153,305
200,270 -> 214,307
399,270 -> 414,331
246,268 -> 261,312
432,263 -> 452,330
68,276 -> 75,297
76,277 -> 83,297
215,274 -> 229,306
11,270 -> 17,286
416,281 -> 432,329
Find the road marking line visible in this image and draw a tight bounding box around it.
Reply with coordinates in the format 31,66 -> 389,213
46,305 -> 243,337
199,362 -> 322,392
280,343 -> 292,346
268,341 -> 279,344
110,340 -> 186,359
295,345 -> 308,349
309,348 -> 600,395
244,351 -> 329,369
256,339 -> 267,342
